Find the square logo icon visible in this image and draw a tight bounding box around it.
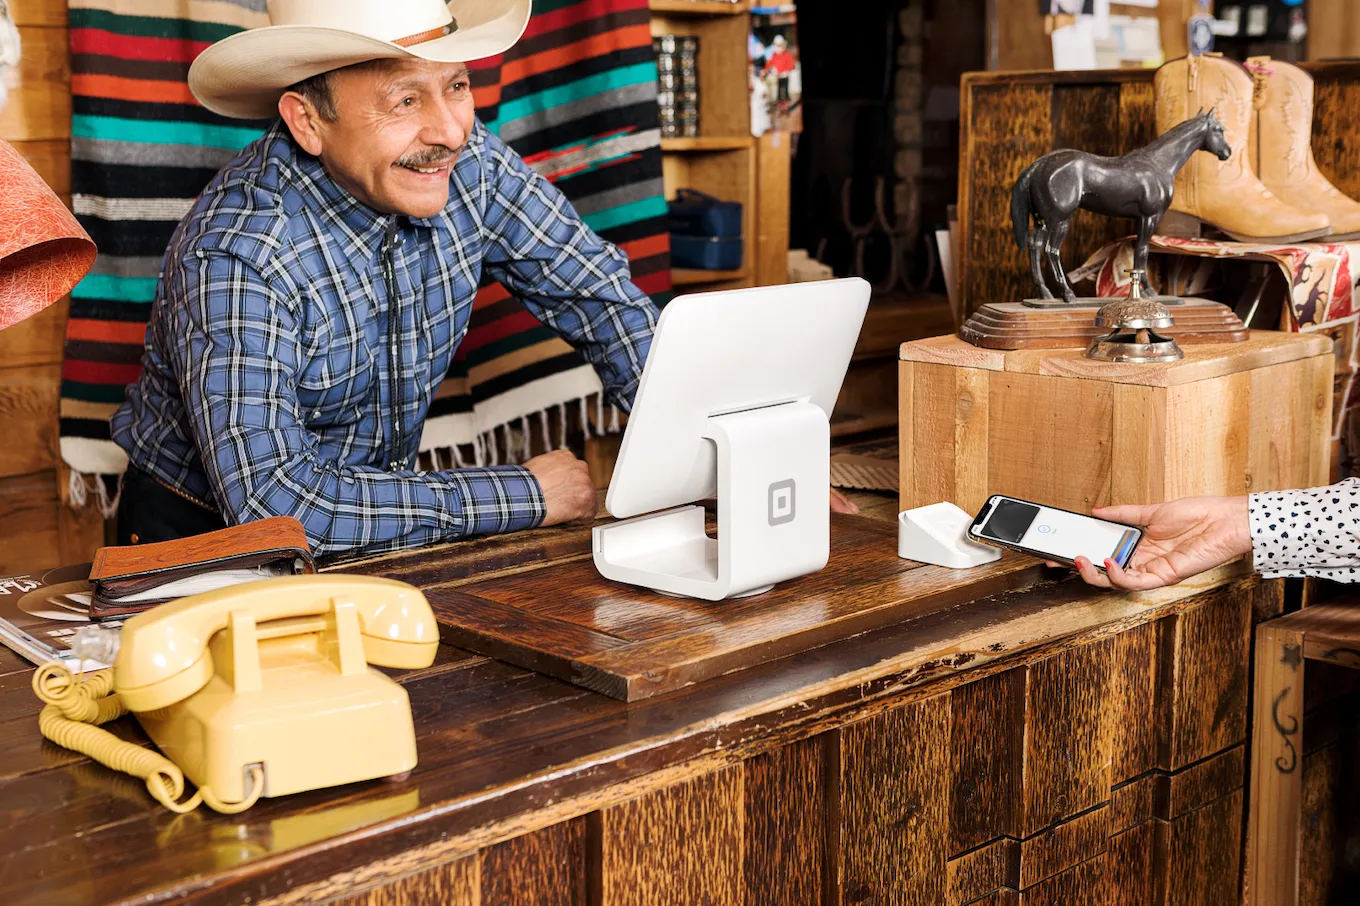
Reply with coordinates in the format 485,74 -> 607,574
768,479 -> 796,526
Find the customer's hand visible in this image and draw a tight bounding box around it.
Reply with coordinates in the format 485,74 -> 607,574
1055,496 -> 1252,591
831,487 -> 859,515
524,450 -> 597,526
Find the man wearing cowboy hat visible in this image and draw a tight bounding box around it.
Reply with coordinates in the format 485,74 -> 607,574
107,0 -> 658,556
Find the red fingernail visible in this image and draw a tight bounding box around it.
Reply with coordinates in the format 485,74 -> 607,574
1105,559 -> 1115,568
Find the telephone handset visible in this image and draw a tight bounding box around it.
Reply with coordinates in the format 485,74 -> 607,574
34,574 -> 439,813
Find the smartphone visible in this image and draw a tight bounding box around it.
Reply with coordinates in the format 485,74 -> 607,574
968,495 -> 1142,570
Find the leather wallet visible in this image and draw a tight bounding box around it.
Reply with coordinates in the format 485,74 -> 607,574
88,516 -> 316,619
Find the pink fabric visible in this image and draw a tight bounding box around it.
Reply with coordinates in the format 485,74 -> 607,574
0,139 -> 95,332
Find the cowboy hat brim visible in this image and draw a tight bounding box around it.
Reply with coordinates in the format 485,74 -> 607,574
188,0 -> 531,120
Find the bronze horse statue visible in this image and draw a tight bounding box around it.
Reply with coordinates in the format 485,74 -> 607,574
1011,109 -> 1231,302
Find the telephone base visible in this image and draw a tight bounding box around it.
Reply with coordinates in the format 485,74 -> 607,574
137,654 -> 418,803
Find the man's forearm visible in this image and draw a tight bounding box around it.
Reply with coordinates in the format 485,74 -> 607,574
218,459 -> 547,557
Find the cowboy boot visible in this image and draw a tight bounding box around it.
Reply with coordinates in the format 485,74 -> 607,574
1155,54 -> 1331,243
1249,56 -> 1360,242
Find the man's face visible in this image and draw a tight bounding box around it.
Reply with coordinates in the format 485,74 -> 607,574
307,59 -> 475,219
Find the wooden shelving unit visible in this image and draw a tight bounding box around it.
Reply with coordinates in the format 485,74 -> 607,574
650,0 -> 759,290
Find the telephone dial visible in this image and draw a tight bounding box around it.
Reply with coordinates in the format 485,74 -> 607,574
33,574 -> 438,813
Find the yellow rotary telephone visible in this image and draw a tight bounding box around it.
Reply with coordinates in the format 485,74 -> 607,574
34,574 -> 438,813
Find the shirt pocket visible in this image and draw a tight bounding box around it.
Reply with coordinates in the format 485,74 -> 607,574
296,343 -> 376,429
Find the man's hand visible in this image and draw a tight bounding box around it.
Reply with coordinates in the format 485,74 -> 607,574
831,486 -> 859,515
524,450 -> 596,526
1055,496 -> 1252,591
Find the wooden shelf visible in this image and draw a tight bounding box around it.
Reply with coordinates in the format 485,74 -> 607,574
671,267 -> 750,285
661,137 -> 754,152
648,0 -> 748,15
830,409 -> 898,439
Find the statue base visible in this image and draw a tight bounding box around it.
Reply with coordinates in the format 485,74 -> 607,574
1020,296 -> 1185,309
959,297 -> 1247,350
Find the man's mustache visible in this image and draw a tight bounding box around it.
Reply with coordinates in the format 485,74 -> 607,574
395,146 -> 459,168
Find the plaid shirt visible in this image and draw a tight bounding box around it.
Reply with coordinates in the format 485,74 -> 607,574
111,121 -> 657,556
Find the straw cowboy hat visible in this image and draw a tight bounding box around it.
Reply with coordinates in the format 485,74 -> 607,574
189,0 -> 532,120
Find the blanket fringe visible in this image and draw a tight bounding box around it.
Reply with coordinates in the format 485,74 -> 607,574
67,470 -> 121,520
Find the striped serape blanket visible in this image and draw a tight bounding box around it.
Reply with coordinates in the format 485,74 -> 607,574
59,0 -> 669,511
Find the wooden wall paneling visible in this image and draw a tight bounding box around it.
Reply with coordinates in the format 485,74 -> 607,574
947,838 -> 1018,906
1311,68 -> 1360,202
1308,0 -> 1360,62
0,364 -> 58,479
6,138 -> 69,197
2,3 -> 82,565
1017,806 -> 1110,891
959,82 -> 1050,312
331,855 -> 480,906
987,0 -> 1051,71
1114,81 -> 1157,157
1108,621 -> 1158,785
0,25 -> 70,141
1245,623 -> 1305,906
744,735 -> 823,906
1158,585 -> 1252,771
986,371 -> 1113,515
7,0 -> 67,27
1017,853 -> 1108,906
479,820 -> 587,906
1164,788 -> 1245,906
1164,372 -> 1251,500
1164,744 -> 1246,820
827,693 -> 950,906
949,668 -> 1023,854
1021,637 -> 1114,837
1106,819 -> 1165,906
0,294 -> 67,368
1298,743 -> 1339,906
593,765 -> 744,906
0,471 -> 59,572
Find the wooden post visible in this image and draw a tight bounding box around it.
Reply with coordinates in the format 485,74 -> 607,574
1245,623 -> 1305,906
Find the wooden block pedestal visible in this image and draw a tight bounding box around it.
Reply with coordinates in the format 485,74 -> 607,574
898,331 -> 1334,517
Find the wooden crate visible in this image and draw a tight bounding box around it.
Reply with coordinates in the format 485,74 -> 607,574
898,331 -> 1334,517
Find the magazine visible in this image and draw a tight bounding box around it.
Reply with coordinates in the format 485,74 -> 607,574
0,564 -> 121,671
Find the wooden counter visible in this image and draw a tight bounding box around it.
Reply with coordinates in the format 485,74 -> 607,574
0,507 -> 1283,905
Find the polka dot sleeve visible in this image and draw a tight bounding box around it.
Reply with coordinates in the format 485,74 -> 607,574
1248,478 -> 1360,581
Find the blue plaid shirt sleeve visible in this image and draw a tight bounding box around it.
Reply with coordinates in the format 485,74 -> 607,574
478,130 -> 659,413
169,249 -> 546,555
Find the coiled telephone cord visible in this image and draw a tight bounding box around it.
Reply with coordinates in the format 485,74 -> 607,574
32,662 -> 264,814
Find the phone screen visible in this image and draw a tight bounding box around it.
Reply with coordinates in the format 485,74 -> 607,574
973,498 -> 1140,567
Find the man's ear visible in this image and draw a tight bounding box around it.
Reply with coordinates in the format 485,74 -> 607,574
278,91 -> 325,157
